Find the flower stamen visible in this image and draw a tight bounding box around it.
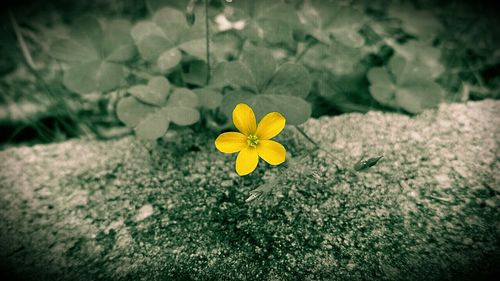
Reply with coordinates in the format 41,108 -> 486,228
246,134 -> 259,148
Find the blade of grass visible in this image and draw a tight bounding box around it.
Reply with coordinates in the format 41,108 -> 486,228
9,10 -> 88,141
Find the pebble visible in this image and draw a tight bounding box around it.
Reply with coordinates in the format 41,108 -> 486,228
135,204 -> 154,222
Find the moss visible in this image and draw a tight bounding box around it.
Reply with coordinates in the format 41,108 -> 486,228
0,100 -> 499,281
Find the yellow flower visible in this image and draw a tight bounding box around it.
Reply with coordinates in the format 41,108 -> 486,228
215,103 -> 287,176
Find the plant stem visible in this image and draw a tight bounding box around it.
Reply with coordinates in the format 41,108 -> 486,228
204,0 -> 211,85
295,40 -> 313,63
293,125 -> 340,169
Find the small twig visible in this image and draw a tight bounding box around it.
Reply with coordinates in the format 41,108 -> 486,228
204,0 -> 211,84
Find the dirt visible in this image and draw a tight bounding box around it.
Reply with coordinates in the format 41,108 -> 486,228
0,100 -> 499,281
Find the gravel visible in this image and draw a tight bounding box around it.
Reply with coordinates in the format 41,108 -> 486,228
0,100 -> 499,281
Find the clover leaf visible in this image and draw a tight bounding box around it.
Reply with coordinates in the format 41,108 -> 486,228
49,16 -> 136,94
302,41 -> 368,103
116,76 -> 200,140
211,46 -> 312,125
145,0 -> 191,13
224,0 -> 301,48
391,41 -> 445,79
131,7 -> 207,73
303,41 -> 365,76
211,30 -> 243,63
388,4 -> 444,42
299,0 -> 366,48
181,60 -> 208,87
192,88 -> 223,110
367,55 -> 445,114
220,90 -> 311,125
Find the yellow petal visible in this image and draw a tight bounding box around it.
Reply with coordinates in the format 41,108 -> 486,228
257,140 -> 286,165
215,132 -> 247,153
233,103 -> 256,136
236,147 -> 259,176
256,112 -> 286,140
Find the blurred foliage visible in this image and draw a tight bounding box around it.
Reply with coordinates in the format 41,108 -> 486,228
1,0 -> 499,144
117,76 -> 200,139
212,46 -> 312,125
49,16 -> 136,93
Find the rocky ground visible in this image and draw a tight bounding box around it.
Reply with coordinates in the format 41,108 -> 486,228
0,100 -> 499,281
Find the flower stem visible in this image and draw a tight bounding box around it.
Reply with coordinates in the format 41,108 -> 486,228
204,0 -> 211,85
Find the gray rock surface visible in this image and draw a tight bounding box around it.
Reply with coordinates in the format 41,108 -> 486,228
0,100 -> 499,281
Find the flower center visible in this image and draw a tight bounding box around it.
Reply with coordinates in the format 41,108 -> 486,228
246,134 -> 259,148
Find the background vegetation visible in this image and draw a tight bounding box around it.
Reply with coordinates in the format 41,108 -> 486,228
0,0 -> 498,147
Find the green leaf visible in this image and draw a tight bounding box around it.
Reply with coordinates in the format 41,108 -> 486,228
131,21 -> 166,42
135,107 -> 170,140
117,85 -> 200,140
392,42 -> 444,79
221,91 -> 311,125
181,60 -> 208,86
157,48 -> 182,72
128,86 -> 151,103
257,19 -> 295,48
50,18 -> 135,63
263,63 -> 311,98
219,90 -> 255,119
63,61 -> 124,93
168,88 -> 199,107
128,76 -> 170,106
152,7 -> 188,44
70,16 -> 103,51
241,47 -> 276,91
330,30 -> 365,48
211,31 -> 242,62
103,19 -> 136,62
303,42 -> 365,75
138,36 -> 173,61
130,7 -> 204,63
260,2 -> 301,27
367,67 -> 392,85
210,61 -> 256,92
167,106 -> 200,126
131,22 -> 172,61
178,38 -> 207,60
146,0 -> 190,13
116,96 -> 156,127
389,55 -> 437,84
369,84 -> 397,108
388,4 -> 443,41
300,1 -> 365,47
368,57 -> 445,113
396,81 -> 444,113
49,16 -> 135,94
225,0 -> 300,47
49,39 -> 99,62
193,88 -> 223,110
149,76 -> 171,97
388,55 -> 406,79
248,95 -> 311,125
